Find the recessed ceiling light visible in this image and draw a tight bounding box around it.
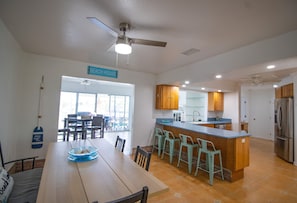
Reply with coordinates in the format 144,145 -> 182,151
267,65 -> 275,69
182,84 -> 186,87
185,81 -> 190,84
215,74 -> 222,79
201,87 -> 205,90
273,84 -> 278,88
218,89 -> 222,92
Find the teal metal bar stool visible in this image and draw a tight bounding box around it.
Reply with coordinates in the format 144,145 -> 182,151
195,138 -> 224,185
177,134 -> 199,174
152,128 -> 165,157
161,130 -> 180,164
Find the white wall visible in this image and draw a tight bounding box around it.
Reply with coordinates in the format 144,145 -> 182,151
0,20 -> 25,164
0,20 -> 158,159
223,91 -> 240,132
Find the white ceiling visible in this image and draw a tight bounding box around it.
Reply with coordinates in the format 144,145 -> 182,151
1,0 -> 297,89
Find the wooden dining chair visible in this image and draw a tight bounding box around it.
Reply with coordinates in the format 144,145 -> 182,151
105,186 -> 149,203
67,114 -> 84,140
87,115 -> 104,138
134,146 -> 151,171
115,135 -> 126,152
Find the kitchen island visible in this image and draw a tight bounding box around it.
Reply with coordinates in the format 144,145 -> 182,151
156,119 -> 250,182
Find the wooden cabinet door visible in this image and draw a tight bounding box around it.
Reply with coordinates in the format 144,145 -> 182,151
155,85 -> 162,109
208,92 -> 215,111
170,86 -> 179,109
275,83 -> 294,98
156,85 -> 179,110
215,92 -> 224,111
275,87 -> 282,98
225,123 -> 232,130
234,137 -> 250,170
208,92 -> 224,111
281,83 -> 293,98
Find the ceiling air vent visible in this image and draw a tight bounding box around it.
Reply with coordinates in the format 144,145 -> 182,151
181,48 -> 200,56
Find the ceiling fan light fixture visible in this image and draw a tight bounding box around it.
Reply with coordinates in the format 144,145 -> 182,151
115,37 -> 132,55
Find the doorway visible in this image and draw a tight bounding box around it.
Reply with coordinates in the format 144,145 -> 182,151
248,88 -> 274,140
58,76 -> 134,147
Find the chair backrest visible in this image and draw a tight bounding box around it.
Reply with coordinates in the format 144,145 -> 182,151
105,186 -> 149,203
92,115 -> 104,127
134,146 -> 151,171
67,114 -> 78,127
196,138 -> 217,151
67,114 -> 77,120
179,134 -> 195,144
163,130 -> 175,139
115,136 -> 126,152
155,128 -> 163,136
0,141 -> 37,171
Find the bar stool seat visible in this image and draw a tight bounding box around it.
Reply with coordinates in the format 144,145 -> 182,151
152,128 -> 165,157
177,134 -> 199,174
195,138 -> 224,185
161,130 -> 180,164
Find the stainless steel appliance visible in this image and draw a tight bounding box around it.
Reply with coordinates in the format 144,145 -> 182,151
274,98 -> 294,163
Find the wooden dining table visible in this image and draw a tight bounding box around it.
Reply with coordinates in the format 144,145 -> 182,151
36,139 -> 168,203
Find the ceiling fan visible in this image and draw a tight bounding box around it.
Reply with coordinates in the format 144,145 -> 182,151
87,17 -> 167,55
240,74 -> 264,85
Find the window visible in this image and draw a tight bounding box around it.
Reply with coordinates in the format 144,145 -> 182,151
58,92 -> 130,131
58,92 -> 77,128
77,93 -> 96,113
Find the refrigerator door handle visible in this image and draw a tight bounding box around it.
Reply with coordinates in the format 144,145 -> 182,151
277,105 -> 282,130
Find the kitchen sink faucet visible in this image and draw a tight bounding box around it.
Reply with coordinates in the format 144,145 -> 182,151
193,111 -> 200,121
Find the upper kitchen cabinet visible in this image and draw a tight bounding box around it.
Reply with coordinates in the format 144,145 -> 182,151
208,92 -> 224,111
275,83 -> 294,98
282,83 -> 293,98
156,85 -> 179,110
275,87 -> 282,98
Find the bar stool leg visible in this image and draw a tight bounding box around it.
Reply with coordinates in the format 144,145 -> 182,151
194,149 -> 202,176
177,145 -> 183,167
161,139 -> 167,160
169,140 -> 174,164
219,153 -> 224,180
157,136 -> 163,156
187,146 -> 193,174
209,153 -> 214,185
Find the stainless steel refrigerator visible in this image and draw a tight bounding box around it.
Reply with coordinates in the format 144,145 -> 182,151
274,97 -> 294,163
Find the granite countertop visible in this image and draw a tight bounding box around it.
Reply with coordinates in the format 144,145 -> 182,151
156,119 -> 250,139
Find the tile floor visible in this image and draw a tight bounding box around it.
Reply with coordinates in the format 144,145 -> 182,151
104,132 -> 297,203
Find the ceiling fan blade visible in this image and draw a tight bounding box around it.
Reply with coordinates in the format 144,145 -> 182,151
131,38 -> 167,47
87,17 -> 118,38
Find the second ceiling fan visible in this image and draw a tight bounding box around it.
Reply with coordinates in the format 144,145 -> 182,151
87,17 -> 167,55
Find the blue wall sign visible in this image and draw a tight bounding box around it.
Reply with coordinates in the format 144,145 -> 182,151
87,66 -> 118,78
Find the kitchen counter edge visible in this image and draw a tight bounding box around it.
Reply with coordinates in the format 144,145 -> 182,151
156,121 -> 250,139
